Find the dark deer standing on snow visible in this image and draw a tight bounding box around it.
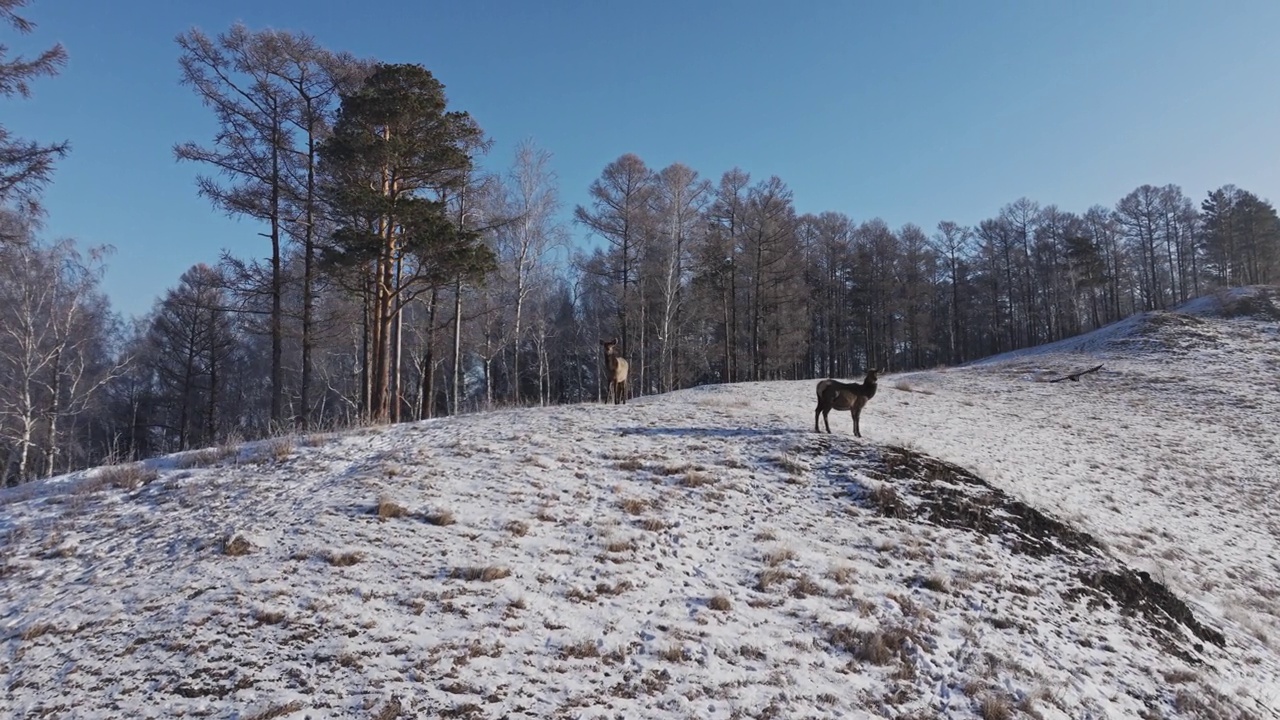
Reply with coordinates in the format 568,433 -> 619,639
814,368 -> 883,436
601,339 -> 629,404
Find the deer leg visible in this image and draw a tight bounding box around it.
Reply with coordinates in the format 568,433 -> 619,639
851,410 -> 860,437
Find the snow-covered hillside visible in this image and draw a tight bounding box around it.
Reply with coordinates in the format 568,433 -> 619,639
3,289 -> 1278,719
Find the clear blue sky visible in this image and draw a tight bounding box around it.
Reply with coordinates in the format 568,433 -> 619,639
7,1 -> 1280,318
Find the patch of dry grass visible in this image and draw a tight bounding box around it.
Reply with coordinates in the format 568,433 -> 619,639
244,700 -> 305,720
827,565 -> 857,584
375,495 -> 409,519
560,639 -> 599,659
324,550 -> 363,567
261,436 -> 294,463
755,567 -> 792,592
222,533 -> 253,557
616,457 -> 645,471
827,624 -> 918,666
638,516 -> 666,532
604,538 -> 636,553
791,574 -> 824,598
774,453 -> 806,476
252,608 -> 287,626
424,509 -> 456,526
96,463 -> 158,491
762,546 -> 797,566
708,594 -> 732,612
679,470 -> 715,487
978,694 -> 1014,720
450,565 -> 511,582
505,520 -> 530,536
176,446 -> 237,469
656,645 -> 688,662
921,574 -> 951,593
618,497 -> 648,515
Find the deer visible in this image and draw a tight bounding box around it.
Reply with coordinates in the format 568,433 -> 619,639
601,339 -> 629,404
814,368 -> 883,436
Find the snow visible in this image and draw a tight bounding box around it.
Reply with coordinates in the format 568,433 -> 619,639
3,299 -> 1279,718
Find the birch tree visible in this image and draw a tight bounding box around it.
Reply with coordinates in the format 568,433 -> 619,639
648,163 -> 710,391
0,237 -> 117,482
490,140 -> 565,404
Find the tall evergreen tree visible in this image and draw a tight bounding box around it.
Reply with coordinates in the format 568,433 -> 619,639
318,63 -> 492,422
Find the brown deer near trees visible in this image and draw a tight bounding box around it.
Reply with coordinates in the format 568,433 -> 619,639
601,339 -> 629,404
814,368 -> 882,436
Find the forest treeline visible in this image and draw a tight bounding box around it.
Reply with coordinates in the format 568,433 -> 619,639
2,14 -> 1278,484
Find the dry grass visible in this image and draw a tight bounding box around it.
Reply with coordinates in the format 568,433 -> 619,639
324,550 -> 363,567
638,516 -> 666,532
657,645 -> 688,662
679,470 -> 715,488
505,520 -> 530,536
618,497 -> 648,515
791,574 -> 824,598
176,446 -> 237,469
375,495 -> 409,520
755,567 -> 792,591
424,509 -> 456,526
261,436 -> 294,463
774,453 -> 806,476
450,565 -> 511,582
978,694 -> 1014,720
762,546 -> 797,566
21,622 -> 55,641
222,533 -> 253,557
921,574 -> 951,593
560,639 -> 600,659
604,538 -> 636,553
244,700 -> 305,720
252,608 -> 287,626
827,624 -> 917,666
708,594 -> 732,612
827,565 -> 857,585
616,457 -> 644,471
96,463 -> 158,491
868,482 -> 907,518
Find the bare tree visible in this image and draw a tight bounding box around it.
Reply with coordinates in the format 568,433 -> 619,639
176,24 -> 296,429
574,154 -> 653,361
648,163 -> 711,391
0,237 -> 118,482
932,221 -> 972,365
489,140 -> 566,404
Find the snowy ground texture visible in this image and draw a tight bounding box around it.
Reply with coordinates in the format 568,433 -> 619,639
3,286 -> 1279,719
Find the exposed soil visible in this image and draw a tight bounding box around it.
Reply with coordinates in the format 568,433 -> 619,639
820,442 -> 1226,662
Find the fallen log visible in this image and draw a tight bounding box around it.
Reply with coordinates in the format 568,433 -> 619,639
1048,364 -> 1103,383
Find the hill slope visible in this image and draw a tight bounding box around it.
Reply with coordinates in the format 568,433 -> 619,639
2,294 -> 1279,719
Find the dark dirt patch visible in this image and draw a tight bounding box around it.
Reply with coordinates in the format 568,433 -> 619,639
1074,569 -> 1225,649
861,445 -> 1101,559
810,441 -> 1225,662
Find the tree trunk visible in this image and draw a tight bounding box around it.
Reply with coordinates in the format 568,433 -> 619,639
452,276 -> 463,415
269,124 -> 284,430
